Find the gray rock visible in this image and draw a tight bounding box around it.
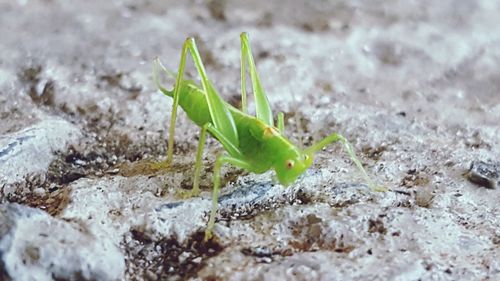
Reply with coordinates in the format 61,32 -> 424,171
1,1 -> 499,280
0,119 -> 81,185
0,203 -> 124,281
60,175 -> 211,244
467,160 -> 499,189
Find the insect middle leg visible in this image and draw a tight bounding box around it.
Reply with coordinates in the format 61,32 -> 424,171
204,154 -> 253,241
178,120 -> 245,200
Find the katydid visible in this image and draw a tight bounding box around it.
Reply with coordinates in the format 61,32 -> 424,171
153,33 -> 382,240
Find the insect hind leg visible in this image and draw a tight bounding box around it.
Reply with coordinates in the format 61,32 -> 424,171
152,52 -> 187,166
176,124 -> 209,199
240,32 -> 274,126
154,36 -> 240,166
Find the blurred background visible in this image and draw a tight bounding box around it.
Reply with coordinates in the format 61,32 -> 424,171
2,0 -> 499,137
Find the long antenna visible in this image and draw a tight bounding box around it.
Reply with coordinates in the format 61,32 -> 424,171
280,62 -> 304,148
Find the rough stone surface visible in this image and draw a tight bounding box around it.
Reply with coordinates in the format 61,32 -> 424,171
60,175 -> 211,245
0,118 -> 81,185
0,203 -> 124,281
0,0 -> 499,280
467,160 -> 499,189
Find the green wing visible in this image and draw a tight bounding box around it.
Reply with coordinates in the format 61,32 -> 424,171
182,38 -> 240,147
204,80 -> 239,147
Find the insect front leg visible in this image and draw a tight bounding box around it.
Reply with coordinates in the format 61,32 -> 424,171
205,154 -> 254,241
305,132 -> 387,192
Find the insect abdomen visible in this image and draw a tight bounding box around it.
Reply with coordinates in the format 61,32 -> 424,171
177,81 -> 213,127
177,81 -> 245,128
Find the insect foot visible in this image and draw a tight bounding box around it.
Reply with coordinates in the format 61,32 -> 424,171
175,188 -> 202,199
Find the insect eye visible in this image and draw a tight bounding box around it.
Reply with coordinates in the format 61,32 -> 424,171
303,155 -> 309,160
286,160 -> 294,169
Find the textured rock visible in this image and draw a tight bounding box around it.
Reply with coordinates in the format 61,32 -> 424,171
0,0 -> 499,280
467,160 -> 499,189
0,118 -> 81,185
0,203 -> 124,281
60,175 -> 211,245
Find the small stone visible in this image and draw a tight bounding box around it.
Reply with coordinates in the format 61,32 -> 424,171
75,159 -> 86,166
467,160 -> 499,189
178,252 -> 190,263
258,257 -> 273,263
32,187 -> 46,197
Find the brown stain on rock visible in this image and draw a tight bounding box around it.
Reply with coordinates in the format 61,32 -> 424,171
125,230 -> 224,280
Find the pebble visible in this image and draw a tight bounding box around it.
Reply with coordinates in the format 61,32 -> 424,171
33,187 -> 46,197
467,160 -> 499,189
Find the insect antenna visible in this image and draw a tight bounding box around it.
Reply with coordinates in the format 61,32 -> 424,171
278,62 -> 306,148
291,93 -> 304,148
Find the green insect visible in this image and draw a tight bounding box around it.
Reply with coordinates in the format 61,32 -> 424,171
153,32 -> 382,240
